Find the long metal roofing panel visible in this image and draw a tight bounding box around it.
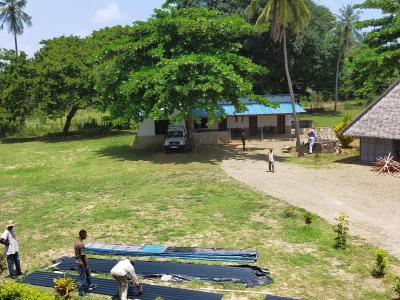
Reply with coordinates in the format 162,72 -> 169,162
221,102 -> 306,116
54,257 -> 272,287
85,243 -> 258,262
21,272 -> 223,300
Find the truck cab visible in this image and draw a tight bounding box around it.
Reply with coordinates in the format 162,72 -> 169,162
164,124 -> 188,152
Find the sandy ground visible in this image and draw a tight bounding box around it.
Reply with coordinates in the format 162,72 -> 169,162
221,140 -> 400,258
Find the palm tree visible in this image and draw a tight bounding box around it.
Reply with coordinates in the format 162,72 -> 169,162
0,0 -> 32,58
332,5 -> 361,113
245,0 -> 310,156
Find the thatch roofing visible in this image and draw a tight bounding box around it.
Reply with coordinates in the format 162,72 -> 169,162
344,80 -> 400,139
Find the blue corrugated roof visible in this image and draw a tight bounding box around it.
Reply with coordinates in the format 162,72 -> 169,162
194,95 -> 306,117
222,102 -> 305,116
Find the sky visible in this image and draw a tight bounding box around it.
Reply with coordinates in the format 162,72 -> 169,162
0,0 -> 382,56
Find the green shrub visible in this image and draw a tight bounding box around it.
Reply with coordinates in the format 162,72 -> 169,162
303,211 -> 313,226
0,282 -> 55,300
282,207 -> 296,219
374,247 -> 388,276
334,116 -> 354,148
393,276 -> 400,298
53,277 -> 77,299
333,213 -> 349,249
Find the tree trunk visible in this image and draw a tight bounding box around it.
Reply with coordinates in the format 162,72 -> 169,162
63,105 -> 79,135
283,28 -> 304,157
334,52 -> 342,114
13,29 -> 18,58
185,115 -> 195,151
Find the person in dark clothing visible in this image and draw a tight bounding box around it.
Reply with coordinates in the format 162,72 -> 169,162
74,230 -> 96,296
240,129 -> 246,151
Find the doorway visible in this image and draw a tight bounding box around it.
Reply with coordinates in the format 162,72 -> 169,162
277,115 -> 286,134
249,116 -> 258,137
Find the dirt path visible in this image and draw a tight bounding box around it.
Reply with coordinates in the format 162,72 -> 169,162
221,141 -> 400,258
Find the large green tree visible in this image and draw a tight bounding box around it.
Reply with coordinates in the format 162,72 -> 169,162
94,8 -> 268,149
0,49 -> 34,134
32,36 -> 97,135
246,0 -> 310,156
331,5 -> 362,112
166,0 -> 339,97
341,45 -> 399,99
163,0 -> 251,15
355,0 -> 400,66
341,0 -> 399,99
0,0 -> 32,57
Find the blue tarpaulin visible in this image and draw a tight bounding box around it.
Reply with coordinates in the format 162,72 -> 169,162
86,243 -> 259,262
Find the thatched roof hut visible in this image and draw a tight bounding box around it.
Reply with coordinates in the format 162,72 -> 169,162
344,80 -> 400,162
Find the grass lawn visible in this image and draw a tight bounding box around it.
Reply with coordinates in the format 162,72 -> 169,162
1,133 -> 399,299
299,100 -> 368,128
12,109 -> 108,138
285,148 -> 361,169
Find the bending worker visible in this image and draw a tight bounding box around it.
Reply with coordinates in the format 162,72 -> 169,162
111,258 -> 143,300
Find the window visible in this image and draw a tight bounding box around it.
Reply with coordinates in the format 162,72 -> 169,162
155,120 -> 169,135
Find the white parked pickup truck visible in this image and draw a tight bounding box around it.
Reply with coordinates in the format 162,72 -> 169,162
164,124 -> 188,153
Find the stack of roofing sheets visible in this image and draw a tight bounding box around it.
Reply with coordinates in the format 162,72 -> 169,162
21,272 -> 223,300
85,243 -> 259,262
54,257 -> 272,287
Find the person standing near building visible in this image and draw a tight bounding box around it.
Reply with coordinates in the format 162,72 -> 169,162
267,149 -> 275,172
111,259 -> 143,300
240,129 -> 246,151
74,230 -> 96,296
308,130 -> 316,154
0,221 -> 22,278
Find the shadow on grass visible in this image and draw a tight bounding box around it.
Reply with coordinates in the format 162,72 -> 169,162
0,129 -> 132,144
371,269 -> 385,279
334,155 -> 369,166
94,143 -> 278,165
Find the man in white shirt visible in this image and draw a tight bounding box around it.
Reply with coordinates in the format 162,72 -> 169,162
267,149 -> 275,172
111,259 -> 142,300
0,221 -> 22,278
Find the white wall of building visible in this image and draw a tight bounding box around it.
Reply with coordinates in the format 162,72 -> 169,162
138,114 -> 294,136
258,115 -> 277,127
137,119 -> 155,137
285,115 -> 292,126
227,116 -> 249,128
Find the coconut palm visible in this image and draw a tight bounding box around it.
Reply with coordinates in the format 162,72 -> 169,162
245,0 -> 310,156
332,5 -> 362,113
0,0 -> 32,57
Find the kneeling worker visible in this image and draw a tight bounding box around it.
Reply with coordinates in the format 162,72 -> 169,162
111,259 -> 143,300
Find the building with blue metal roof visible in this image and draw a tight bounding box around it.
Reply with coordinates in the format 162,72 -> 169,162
134,95 -> 306,149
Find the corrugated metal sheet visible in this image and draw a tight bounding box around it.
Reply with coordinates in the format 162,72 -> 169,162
193,95 -> 306,117
221,102 -> 306,116
265,296 -> 297,300
54,257 -> 272,287
85,243 -> 258,262
21,272 -> 223,300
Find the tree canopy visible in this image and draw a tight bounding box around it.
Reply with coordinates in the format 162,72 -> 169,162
0,49 -> 33,133
355,0 -> 400,64
165,0 -> 340,96
94,8 -> 268,128
341,0 -> 400,98
163,0 -> 253,15
32,36 -> 97,134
